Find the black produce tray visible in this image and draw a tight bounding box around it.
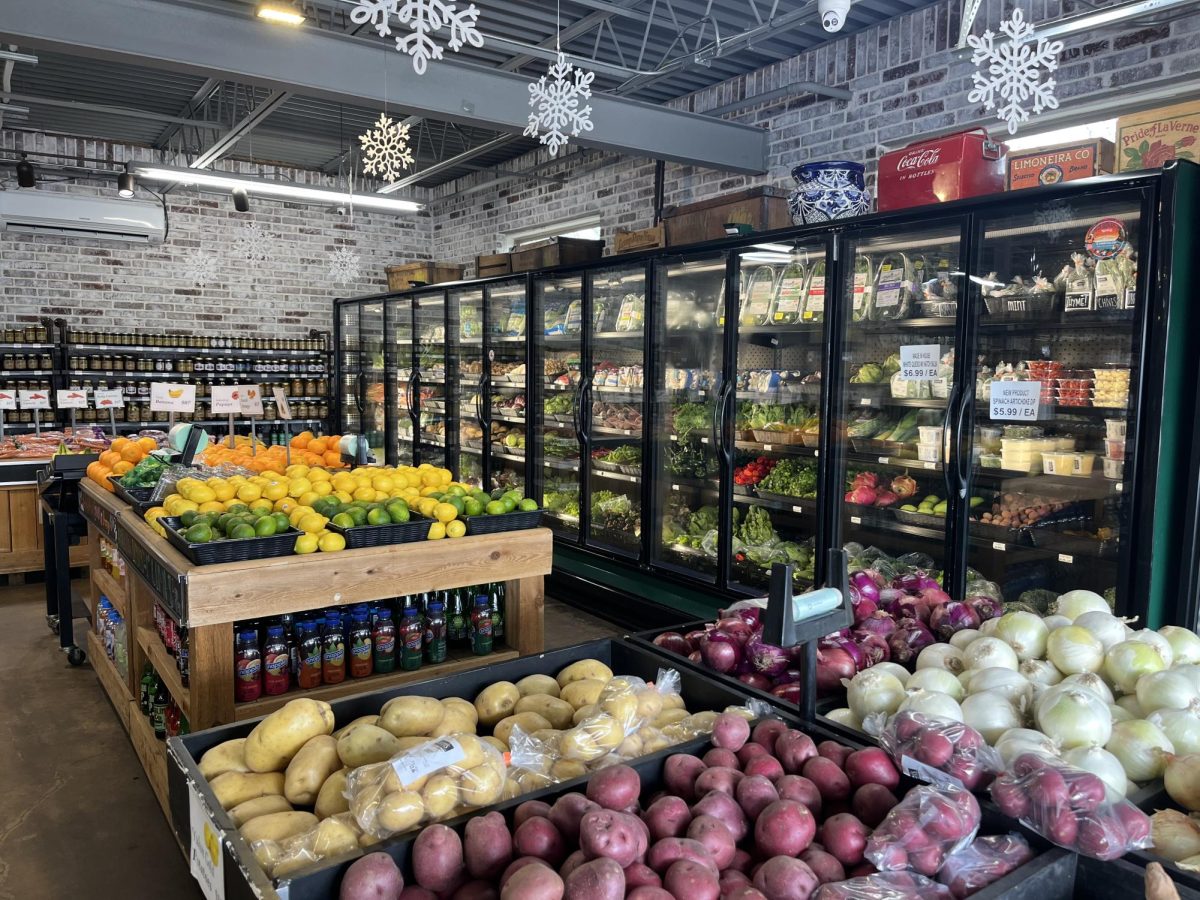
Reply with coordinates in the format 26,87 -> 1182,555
1126,785 -> 1200,893
732,483 -> 757,497
160,516 -> 300,565
753,490 -> 817,511
1076,854 -> 1200,900
109,476 -> 157,515
460,508 -> 543,535
327,516 -> 430,548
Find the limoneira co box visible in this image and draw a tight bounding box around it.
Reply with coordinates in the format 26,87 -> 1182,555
1117,100 -> 1200,172
1007,140 -> 1115,190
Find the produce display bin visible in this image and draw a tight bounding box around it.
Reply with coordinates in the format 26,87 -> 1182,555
160,516 -> 300,565
327,516 -> 430,549
461,508 -> 543,535
108,476 -> 156,515
1076,854 -> 1200,900
1127,785 -> 1200,893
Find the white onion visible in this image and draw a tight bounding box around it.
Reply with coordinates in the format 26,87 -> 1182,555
1105,719 -> 1175,782
1109,702 -> 1136,724
963,636 -> 1020,672
899,690 -> 964,722
961,689 -> 1024,744
825,707 -> 861,729
1165,753 -> 1200,812
1020,658 -> 1064,687
1116,693 -> 1147,718
1175,665 -> 1200,693
906,667 -> 966,701
1062,746 -> 1130,797
1160,626 -> 1200,666
958,669 -> 978,692
1074,610 -> 1134,651
996,728 -> 1059,765
1046,626 -> 1105,675
979,618 -> 1001,638
968,667 -> 1033,706
1129,629 -> 1174,668
1105,640 -> 1168,693
1042,615 -> 1073,632
916,643 -> 965,674
1061,672 -> 1116,705
1137,669 -> 1200,713
869,662 -> 912,686
950,629 -> 982,650
1149,706 -> 1200,755
993,611 -> 1049,661
1036,685 -> 1113,749
845,669 -> 907,721
1053,589 -> 1110,621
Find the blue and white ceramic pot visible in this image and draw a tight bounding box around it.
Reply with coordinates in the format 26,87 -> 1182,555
788,161 -> 871,224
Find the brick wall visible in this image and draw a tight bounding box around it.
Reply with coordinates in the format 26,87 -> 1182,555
1,132 -> 432,338
431,0 -> 1200,273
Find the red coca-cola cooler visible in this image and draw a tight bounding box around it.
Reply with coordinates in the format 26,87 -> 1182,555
877,129 -> 1007,212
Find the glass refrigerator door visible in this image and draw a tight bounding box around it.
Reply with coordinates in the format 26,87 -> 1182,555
652,255 -> 727,584
963,192 -> 1147,608
536,275 -> 583,537
486,279 -> 529,496
834,225 -> 965,580
451,288 -> 485,488
587,265 -> 647,558
338,302 -> 362,437
386,296 -> 414,466
729,241 -> 828,593
415,293 -> 448,468
360,302 -> 386,460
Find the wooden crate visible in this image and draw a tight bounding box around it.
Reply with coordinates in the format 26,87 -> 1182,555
510,236 -> 605,273
386,261 -> 464,291
662,186 -> 791,246
614,223 -> 665,254
1007,139 -> 1115,190
1116,100 -> 1200,172
476,253 -> 513,277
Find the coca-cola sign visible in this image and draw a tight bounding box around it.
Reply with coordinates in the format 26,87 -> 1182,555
896,148 -> 941,171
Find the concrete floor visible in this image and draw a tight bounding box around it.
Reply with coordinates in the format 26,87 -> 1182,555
0,579 -> 623,900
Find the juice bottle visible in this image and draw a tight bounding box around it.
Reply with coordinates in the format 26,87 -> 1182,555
322,611 -> 346,685
349,611 -> 374,678
234,628 -> 262,703
772,261 -> 808,324
424,600 -> 447,665
400,604 -> 424,671
151,678 -> 168,739
296,621 -> 323,689
447,588 -> 467,644
471,597 -> 494,656
139,663 -> 154,714
177,626 -> 189,688
262,624 -> 291,695
490,582 -> 505,642
373,608 -> 397,674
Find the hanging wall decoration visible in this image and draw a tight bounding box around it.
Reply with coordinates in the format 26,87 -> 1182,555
181,248 -> 220,288
967,8 -> 1064,135
351,0 -> 484,75
525,51 -> 595,157
328,246 -> 363,284
359,112 -> 415,182
234,222 -> 274,263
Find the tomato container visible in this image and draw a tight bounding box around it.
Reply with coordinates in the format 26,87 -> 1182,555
878,129 -> 1007,211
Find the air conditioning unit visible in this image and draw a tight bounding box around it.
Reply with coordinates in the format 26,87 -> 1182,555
0,189 -> 166,243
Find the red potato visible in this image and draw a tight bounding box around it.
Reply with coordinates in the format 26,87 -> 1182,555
515,801 -> 553,827
776,776 -> 822,815
816,741 -> 852,769
561,851 -> 588,879
664,755 -> 708,802
451,882 -> 498,900
752,857 -> 819,900
645,838 -> 718,875
725,888 -> 768,900
623,863 -> 661,890
500,863 -> 564,900
398,889 -> 437,900
774,731 -> 818,774
564,857 -> 626,900
703,748 -> 741,770
754,800 -> 816,858
643,796 -> 693,842
664,860 -> 720,900
728,849 -> 753,873
719,870 -> 751,892
627,889 -> 674,900
686,816 -> 736,870
514,817 -> 568,866
799,847 -> 845,885
549,795 -> 600,843
801,757 -> 851,803
851,784 -> 898,829
412,825 -> 466,895
736,743 -> 770,768
843,749 -> 900,791
587,765 -> 641,812
500,858 -> 548,889
817,814 -> 869,867
464,811 -> 513,881
735,774 -> 779,821
339,852 -> 404,900
695,767 -> 744,797
692,790 -> 748,842
751,719 -> 789,751
579,810 -> 646,868
743,756 -> 784,782
711,713 -> 751,752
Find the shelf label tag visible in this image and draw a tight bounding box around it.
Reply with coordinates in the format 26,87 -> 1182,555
762,444 -> 773,451
18,389 -> 51,410
989,381 -> 1041,421
850,515 -> 862,525
56,388 -> 89,409
859,397 -> 872,406
209,385 -> 239,415
878,456 -> 889,464
94,388 -> 125,409
238,384 -> 264,417
923,462 -> 936,469
671,483 -> 680,491
189,782 -> 226,900
792,505 -> 805,514
0,389 -> 14,411
150,382 -> 196,413
901,754 -> 965,790
992,541 -> 1006,551
1058,553 -> 1074,564
272,387 -> 293,420
899,344 -> 941,381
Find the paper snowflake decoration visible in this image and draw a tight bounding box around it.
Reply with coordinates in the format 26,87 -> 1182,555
524,52 -> 595,157
328,246 -> 363,284
359,113 -> 415,182
1034,200 -> 1075,241
181,248 -> 219,288
235,222 -> 274,263
350,0 -> 484,75
967,8 -> 1064,135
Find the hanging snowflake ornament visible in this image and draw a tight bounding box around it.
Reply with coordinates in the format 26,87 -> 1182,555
235,222 -> 273,263
328,246 -> 363,284
360,113 -> 415,182
525,51 -> 595,157
351,0 -> 484,75
181,248 -> 219,288
967,8 -> 1064,135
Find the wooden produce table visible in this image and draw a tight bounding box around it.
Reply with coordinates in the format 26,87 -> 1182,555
1,458 -> 89,577
78,478 -> 551,821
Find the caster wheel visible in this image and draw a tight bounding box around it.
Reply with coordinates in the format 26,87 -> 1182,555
46,615 -> 59,633
51,621 -> 61,636
67,646 -> 87,666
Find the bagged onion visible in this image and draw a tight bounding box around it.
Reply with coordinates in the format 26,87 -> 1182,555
1105,719 -> 1174,782
1160,626 -> 1200,666
1052,589 -> 1110,621
1136,669 -> 1200,714
1036,685 -> 1113,750
1148,707 -> 1200,755
844,668 -> 907,721
1061,672 -> 1115,705
963,636 -> 1019,672
993,611 -> 1049,661
1062,745 -> 1130,798
961,689 -> 1024,744
1046,626 -> 1105,675
968,667 -> 1033,706
898,689 -> 964,722
1105,640 -> 1167,694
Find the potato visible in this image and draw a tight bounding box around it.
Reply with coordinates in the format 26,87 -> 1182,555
312,815 -> 361,859
465,810 -> 514,880
561,680 -> 606,710
315,768 -> 351,820
550,759 -> 588,781
229,795 -> 293,828
199,738 -> 250,780
475,682 -> 521,728
377,791 -> 425,833
454,734 -> 488,769
514,817 -> 567,865
337,724 -> 402,769
239,811 -> 319,844
422,774 -> 460,819
600,694 -> 639,729
661,692 -> 685,711
636,691 -> 664,721
561,714 -> 624,761
338,851 -> 404,900
380,696 -> 445,737
245,699 -> 335,773
565,857 -> 626,900
639,728 -> 670,755
531,730 -> 562,754
459,764 -> 503,807
515,695 -> 575,730
578,809 -> 645,868
332,714 -> 380,742
664,860 -> 719,900
556,659 -> 613,688
430,709 -> 478,738
653,709 -> 689,729
211,771 -> 286,810
572,705 -> 597,725
586,764 -> 641,811
515,674 -> 561,698
500,863 -> 564,900
494,712 -> 553,747
482,736 -> 509,754
396,736 -> 432,752
442,697 -> 480,725
644,796 -> 692,842
285,735 -> 340,806
688,711 -> 718,731
413,824 -> 466,893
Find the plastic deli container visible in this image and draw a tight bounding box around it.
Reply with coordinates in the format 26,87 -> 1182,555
1067,452 -> 1096,475
1041,451 -> 1075,475
1054,436 -> 1077,451
1103,456 -> 1123,480
1105,418 -> 1128,440
980,452 -> 1002,469
918,426 -> 944,444
977,426 -> 1001,452
916,442 -> 942,462
1105,438 -> 1127,460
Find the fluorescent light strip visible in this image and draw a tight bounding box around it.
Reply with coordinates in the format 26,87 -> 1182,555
133,165 -> 422,213
257,4 -> 305,25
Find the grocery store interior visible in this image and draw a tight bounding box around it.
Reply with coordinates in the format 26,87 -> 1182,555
4,0 -> 1200,898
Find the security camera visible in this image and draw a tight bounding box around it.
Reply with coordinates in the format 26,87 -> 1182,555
335,206 -> 347,216
818,0 -> 852,32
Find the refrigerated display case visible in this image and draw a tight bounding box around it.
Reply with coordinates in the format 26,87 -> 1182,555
336,302 -> 362,438
450,287 -> 484,487
486,278 -> 530,496
414,293 -> 447,470
386,295 -> 414,467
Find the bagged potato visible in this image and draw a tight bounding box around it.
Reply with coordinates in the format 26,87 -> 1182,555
249,813 -> 363,879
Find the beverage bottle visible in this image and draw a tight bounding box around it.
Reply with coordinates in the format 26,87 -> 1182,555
349,611 -> 373,678
179,713 -> 191,736
177,625 -> 189,688
296,621 -> 323,689
281,614 -> 297,680
165,700 -> 180,738
490,582 -> 505,642
262,624 -> 291,695
373,608 -> 397,674
447,589 -> 467,644
151,678 -> 168,740
139,663 -> 155,714
471,597 -> 494,656
322,611 -> 346,685
399,604 -> 424,671
423,600 -> 447,665
234,628 -> 263,703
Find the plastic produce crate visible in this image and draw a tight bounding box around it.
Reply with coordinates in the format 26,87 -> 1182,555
160,516 -> 300,565
108,475 -> 156,515
461,509 -> 543,535
327,516 -> 430,548
1126,785 -> 1200,894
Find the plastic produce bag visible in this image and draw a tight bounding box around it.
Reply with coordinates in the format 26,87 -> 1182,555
865,784 -> 981,877
150,462 -> 251,502
813,871 -> 954,900
879,711 -> 1005,791
936,833 -> 1034,898
347,735 -> 507,839
989,752 -> 1152,860
250,813 -> 363,879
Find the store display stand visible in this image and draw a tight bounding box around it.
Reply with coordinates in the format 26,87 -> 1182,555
38,455 -> 96,665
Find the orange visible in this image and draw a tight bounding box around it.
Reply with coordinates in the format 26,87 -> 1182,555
324,450 -> 342,468
112,460 -> 135,475
109,437 -> 130,454
291,431 -> 314,449
99,450 -> 121,468
120,443 -> 144,463
308,438 -> 327,455
136,436 -> 157,453
86,461 -> 102,480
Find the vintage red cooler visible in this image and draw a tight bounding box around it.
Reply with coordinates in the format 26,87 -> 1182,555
877,129 -> 1007,211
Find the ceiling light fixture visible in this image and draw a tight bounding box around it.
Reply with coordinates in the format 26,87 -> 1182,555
132,165 -> 423,214
232,188 -> 250,212
16,153 -> 35,188
257,3 -> 306,25
117,163 -> 136,198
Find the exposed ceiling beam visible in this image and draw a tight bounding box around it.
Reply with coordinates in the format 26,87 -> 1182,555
0,89 -> 217,126
152,75 -> 221,148
386,136 -> 518,190
0,0 -> 767,176
189,88 -> 291,167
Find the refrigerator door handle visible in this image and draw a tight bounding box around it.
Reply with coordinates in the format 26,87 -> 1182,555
717,380 -> 735,462
955,388 -> 974,490
941,390 -> 957,501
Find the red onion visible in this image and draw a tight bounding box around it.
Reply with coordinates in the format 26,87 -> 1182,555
684,630 -> 708,651
849,571 -> 881,604
920,587 -> 952,607
965,594 -> 1004,622
747,635 -> 792,677
715,617 -> 756,645
854,632 -> 891,667
775,668 -> 803,685
821,634 -> 866,672
928,601 -> 982,641
701,633 -> 742,673
688,650 -> 702,663
738,672 -> 774,691
771,683 -> 803,703
852,594 -> 879,624
817,647 -> 857,695
895,595 -> 933,624
853,611 -> 898,639
888,618 -> 935,664
653,632 -> 691,656
894,571 -> 941,593
718,606 -> 761,627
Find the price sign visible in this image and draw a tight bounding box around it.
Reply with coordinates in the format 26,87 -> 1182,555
989,381 -> 1042,421
94,389 -> 125,409
189,783 -> 226,900
0,389 -> 16,411
899,344 -> 941,381
57,388 -> 89,409
209,385 -> 240,415
271,386 -> 293,420
150,382 -> 196,413
238,384 -> 264,417
18,389 -> 51,410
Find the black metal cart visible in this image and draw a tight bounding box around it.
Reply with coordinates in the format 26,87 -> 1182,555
38,455 -> 94,666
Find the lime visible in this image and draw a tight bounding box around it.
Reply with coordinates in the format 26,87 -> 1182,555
366,507 -> 391,526
386,502 -> 410,524
447,485 -> 466,497
180,509 -> 199,527
184,523 -> 213,544
347,506 -> 368,526
216,513 -> 236,533
230,523 -> 257,540
254,517 -> 278,537
464,498 -> 484,517
518,498 -> 539,511
446,496 -> 465,515
332,512 -> 356,529
485,500 -> 506,516
501,497 -> 516,513
273,512 -> 291,533
226,502 -> 249,516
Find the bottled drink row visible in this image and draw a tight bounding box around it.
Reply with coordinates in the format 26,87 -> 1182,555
96,596 -> 128,681
230,584 -> 507,703
67,354 -> 326,376
139,664 -> 190,740
66,329 -> 326,352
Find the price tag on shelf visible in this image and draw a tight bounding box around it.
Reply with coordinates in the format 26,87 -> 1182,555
18,389 -> 51,410
989,381 -> 1042,421
272,387 -> 293,420
189,782 -> 226,900
150,382 -> 196,413
209,384 -> 240,415
923,462 -> 936,469
992,541 -> 1006,551
238,384 -> 264,417
850,516 -> 862,525
878,456 -> 889,464
859,397 -> 872,406
0,389 -> 15,411
1058,553 -> 1075,564
899,344 -> 941,381
762,444 -> 773,451
56,388 -> 89,409
792,505 -> 805,514
94,389 -> 124,409
671,483 -> 680,491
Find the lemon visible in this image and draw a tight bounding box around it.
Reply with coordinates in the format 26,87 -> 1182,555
421,470 -> 441,487
333,490 -> 354,504
198,500 -> 226,516
288,478 -> 313,499
298,490 -> 321,508
308,468 -> 331,483
260,470 -> 283,480
210,482 -> 236,502
287,464 -> 311,478
313,481 -> 333,497
433,502 -> 458,524
171,498 -> 200,517
353,487 -> 376,502
289,506 -> 315,527
446,520 -> 466,538
297,513 -> 327,534
420,485 -> 442,497
163,493 -> 183,508
438,469 -> 453,486
262,482 -> 289,502
274,497 -> 297,514
404,472 -> 423,488
144,506 -> 167,525
417,498 -> 439,517
236,483 -> 263,503
318,532 -> 347,552
427,521 -> 446,540
294,533 -> 319,554
249,498 -> 274,515
371,475 -> 394,492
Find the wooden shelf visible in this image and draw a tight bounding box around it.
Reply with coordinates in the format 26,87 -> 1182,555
137,626 -> 190,718
127,696 -> 171,821
87,630 -> 132,732
92,567 -> 127,617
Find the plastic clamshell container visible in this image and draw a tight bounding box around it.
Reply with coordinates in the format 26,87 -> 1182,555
1054,436 -> 1077,451
918,425 -> 944,444
1104,437 -> 1127,460
916,442 -> 942,462
977,426 -> 1002,452
1103,456 -> 1124,479
980,452 -> 1002,469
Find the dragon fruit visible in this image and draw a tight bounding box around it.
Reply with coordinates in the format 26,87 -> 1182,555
846,486 -> 878,505
874,490 -> 899,508
891,474 -> 918,498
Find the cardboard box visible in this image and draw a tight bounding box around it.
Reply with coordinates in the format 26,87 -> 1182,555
878,129 -> 1007,211
385,262 -> 464,291
1007,139 -> 1114,190
1117,100 -> 1200,172
662,187 -> 791,246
